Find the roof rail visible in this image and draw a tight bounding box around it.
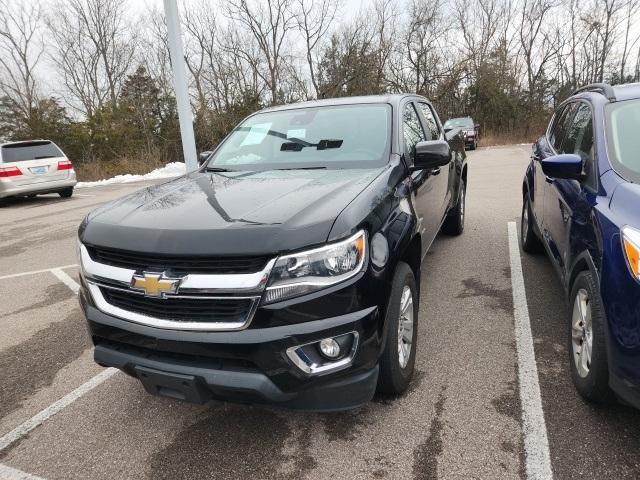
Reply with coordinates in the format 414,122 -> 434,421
573,83 -> 616,102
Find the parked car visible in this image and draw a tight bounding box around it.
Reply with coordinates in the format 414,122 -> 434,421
443,117 -> 479,150
521,82 -> 640,409
77,94 -> 468,411
0,140 -> 76,206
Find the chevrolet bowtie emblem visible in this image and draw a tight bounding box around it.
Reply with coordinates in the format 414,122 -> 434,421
130,272 -> 182,298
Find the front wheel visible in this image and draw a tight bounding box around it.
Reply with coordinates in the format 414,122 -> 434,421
442,179 -> 466,236
377,262 -> 418,396
568,271 -> 613,403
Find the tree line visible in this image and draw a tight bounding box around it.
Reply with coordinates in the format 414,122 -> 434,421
1,0 -> 639,179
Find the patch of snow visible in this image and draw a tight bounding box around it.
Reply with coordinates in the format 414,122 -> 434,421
76,162 -> 186,188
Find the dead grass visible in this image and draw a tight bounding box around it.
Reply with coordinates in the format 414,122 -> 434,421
480,131 -> 536,147
74,154 -> 167,182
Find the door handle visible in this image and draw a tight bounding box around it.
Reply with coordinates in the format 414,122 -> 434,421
431,167 -> 441,176
545,176 -> 553,184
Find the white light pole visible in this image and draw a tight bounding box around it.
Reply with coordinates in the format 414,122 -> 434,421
163,0 -> 197,171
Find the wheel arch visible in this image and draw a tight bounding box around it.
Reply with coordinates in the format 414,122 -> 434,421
567,250 -> 600,298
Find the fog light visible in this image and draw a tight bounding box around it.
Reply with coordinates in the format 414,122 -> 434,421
319,338 -> 341,359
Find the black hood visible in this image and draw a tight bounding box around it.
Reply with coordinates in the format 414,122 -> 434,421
81,168 -> 384,255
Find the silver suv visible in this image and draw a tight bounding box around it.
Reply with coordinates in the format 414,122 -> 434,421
0,140 -> 77,206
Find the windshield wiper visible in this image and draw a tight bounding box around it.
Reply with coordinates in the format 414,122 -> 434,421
276,166 -> 327,170
205,166 -> 236,172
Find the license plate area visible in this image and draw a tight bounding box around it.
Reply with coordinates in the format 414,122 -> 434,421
29,166 -> 49,175
134,366 -> 208,404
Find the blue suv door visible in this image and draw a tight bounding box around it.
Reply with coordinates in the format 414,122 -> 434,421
543,102 -> 598,279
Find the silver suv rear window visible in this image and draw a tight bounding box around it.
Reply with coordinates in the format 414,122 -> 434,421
1,141 -> 64,163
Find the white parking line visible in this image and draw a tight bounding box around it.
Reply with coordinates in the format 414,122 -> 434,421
0,265 -> 77,281
507,221 -> 553,480
0,463 -> 47,480
50,268 -> 80,294
0,367 -> 118,453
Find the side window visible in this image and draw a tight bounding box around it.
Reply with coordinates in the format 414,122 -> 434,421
549,104 -> 576,152
564,103 -> 595,185
564,103 -> 593,157
403,103 -> 426,162
417,103 -> 441,140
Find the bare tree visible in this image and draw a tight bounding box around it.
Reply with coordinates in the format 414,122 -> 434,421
0,0 -> 44,124
295,0 -> 340,98
47,0 -> 136,116
225,0 -> 297,105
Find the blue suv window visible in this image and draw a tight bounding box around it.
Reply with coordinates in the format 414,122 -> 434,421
549,103 -> 576,151
562,103 -> 596,187
606,99 -> 640,184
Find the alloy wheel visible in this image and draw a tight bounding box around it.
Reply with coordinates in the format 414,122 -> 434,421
572,288 -> 593,378
397,285 -> 414,369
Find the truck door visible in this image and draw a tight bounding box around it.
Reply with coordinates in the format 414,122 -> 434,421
402,102 -> 443,252
416,102 -> 451,226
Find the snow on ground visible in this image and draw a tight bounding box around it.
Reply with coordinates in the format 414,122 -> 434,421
76,162 -> 186,188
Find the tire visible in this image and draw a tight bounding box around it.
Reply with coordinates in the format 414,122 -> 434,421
521,195 -> 543,253
59,187 -> 74,198
377,262 -> 418,396
568,271 -> 613,404
441,179 -> 466,236
470,139 -> 477,150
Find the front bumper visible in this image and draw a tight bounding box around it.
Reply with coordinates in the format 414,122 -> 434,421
81,283 -> 383,411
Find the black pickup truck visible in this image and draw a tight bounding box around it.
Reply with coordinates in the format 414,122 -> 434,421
78,94 -> 467,411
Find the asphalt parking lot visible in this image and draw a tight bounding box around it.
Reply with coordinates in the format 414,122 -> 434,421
1,146 -> 639,480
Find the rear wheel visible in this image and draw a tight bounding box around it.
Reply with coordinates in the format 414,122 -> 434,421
568,271 -> 613,403
442,179 -> 466,236
59,187 -> 74,198
521,195 -> 543,253
377,262 -> 418,396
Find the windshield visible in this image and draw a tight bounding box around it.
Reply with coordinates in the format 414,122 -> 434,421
606,99 -> 640,183
206,104 -> 391,170
444,118 -> 474,129
1,141 -> 63,163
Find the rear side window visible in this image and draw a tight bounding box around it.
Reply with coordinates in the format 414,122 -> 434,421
402,103 -> 426,163
417,103 -> 441,140
1,142 -> 63,163
549,104 -> 576,152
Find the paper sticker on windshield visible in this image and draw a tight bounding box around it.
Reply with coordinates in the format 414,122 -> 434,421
240,123 -> 271,146
287,129 -> 306,139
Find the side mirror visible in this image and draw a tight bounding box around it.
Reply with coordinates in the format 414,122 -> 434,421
443,126 -> 453,133
541,154 -> 584,180
412,140 -> 451,170
198,151 -> 213,166
475,124 -> 480,131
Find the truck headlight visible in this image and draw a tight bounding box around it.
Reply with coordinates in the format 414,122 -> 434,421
622,226 -> 640,280
263,230 -> 367,303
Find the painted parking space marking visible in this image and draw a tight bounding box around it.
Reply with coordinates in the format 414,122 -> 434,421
0,463 -> 47,480
0,265 -> 78,281
50,268 -> 80,294
507,221 -> 553,480
0,367 -> 118,454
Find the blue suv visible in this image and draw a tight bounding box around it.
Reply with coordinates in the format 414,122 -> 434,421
522,83 -> 640,409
